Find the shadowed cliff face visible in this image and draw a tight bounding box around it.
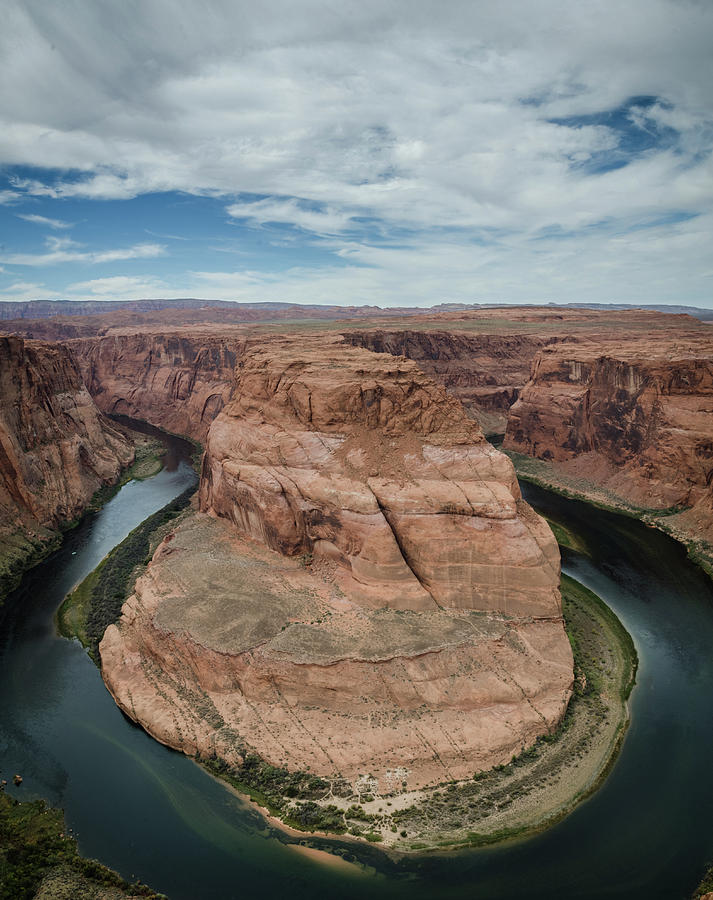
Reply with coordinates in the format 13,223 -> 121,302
505,340 -> 713,511
343,329 -> 558,420
0,335 -> 133,595
72,332 -> 253,442
0,336 -> 133,527
102,335 -> 573,789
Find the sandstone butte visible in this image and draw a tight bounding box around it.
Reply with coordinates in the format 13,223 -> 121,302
504,336 -> 713,550
0,335 -> 133,597
100,334 -> 574,790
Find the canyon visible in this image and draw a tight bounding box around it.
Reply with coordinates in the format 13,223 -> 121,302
1,301 -> 711,816
503,335 -> 713,568
0,335 -> 133,598
73,330 -> 253,442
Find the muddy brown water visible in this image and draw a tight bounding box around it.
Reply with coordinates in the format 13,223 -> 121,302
1,426 -> 712,899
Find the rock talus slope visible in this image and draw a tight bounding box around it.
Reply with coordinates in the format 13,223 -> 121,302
0,335 -> 133,595
102,336 -> 573,789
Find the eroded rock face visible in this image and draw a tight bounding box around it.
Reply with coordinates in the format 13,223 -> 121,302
0,335 -> 132,594
73,332 -> 252,442
505,338 -> 713,511
200,336 -> 562,616
344,329 -> 559,421
102,335 -> 573,789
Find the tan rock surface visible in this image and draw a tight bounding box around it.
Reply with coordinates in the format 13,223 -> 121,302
102,335 -> 573,789
505,337 -> 713,510
344,329 -> 559,423
199,335 -> 562,616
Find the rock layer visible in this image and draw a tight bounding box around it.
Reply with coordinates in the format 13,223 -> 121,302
344,329 -> 558,422
73,332 -> 252,442
102,335 -> 573,789
505,338 -> 713,510
0,335 -> 132,595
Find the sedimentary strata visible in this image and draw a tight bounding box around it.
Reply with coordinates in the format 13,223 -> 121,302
504,337 -> 713,553
344,329 -> 558,423
0,335 -> 132,596
73,331 -> 252,442
101,336 -> 573,790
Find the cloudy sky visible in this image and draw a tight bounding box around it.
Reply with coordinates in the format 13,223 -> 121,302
1,0 -> 712,307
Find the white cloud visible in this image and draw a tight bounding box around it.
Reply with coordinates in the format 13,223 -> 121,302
17,213 -> 73,228
0,1 -> 711,304
226,198 -> 355,235
0,237 -> 165,267
0,280 -> 56,301
66,275 -> 171,297
0,190 -> 21,204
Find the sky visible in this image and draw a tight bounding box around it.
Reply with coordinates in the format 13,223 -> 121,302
0,0 -> 712,308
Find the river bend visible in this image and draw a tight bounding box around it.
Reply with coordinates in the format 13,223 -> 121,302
1,427 -> 712,899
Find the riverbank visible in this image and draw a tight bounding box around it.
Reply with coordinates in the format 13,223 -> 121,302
53,424 -> 639,858
0,428 -> 166,606
191,571 -> 636,854
0,789 -> 165,900
57,488 -> 196,660
502,447 -> 713,579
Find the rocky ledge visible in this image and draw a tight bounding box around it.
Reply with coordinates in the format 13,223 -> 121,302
101,336 -> 572,791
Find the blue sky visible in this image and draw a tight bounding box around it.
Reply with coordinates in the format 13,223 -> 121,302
1,1 -> 712,307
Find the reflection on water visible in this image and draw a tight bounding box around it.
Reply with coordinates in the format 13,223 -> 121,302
1,434 -> 712,898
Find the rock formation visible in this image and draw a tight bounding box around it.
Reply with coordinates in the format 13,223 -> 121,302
73,331 -> 252,442
504,336 -> 713,564
344,329 -> 561,431
505,338 -> 713,511
0,335 -> 133,597
101,335 -> 573,790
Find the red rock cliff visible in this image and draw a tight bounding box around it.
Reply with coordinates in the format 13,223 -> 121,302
505,338 -> 713,510
72,331 -> 252,442
0,335 -> 133,594
344,329 -> 556,421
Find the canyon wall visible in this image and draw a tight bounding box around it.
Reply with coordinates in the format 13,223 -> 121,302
504,338 -> 713,555
73,332 -> 252,442
344,329 -> 558,425
505,339 -> 713,509
101,335 -> 573,790
0,335 -> 133,597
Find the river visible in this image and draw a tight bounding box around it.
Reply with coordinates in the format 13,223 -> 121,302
1,426 -> 712,899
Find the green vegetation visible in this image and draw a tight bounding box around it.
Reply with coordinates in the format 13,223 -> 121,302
198,572 -> 637,852
383,573 -> 637,851
505,446 -> 713,579
58,485 -> 196,661
543,516 -> 589,555
0,429 -> 169,607
0,789 -> 164,900
504,448 -> 665,520
201,753 -> 363,835
0,528 -> 62,605
84,434 -> 166,513
694,864 -> 713,898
